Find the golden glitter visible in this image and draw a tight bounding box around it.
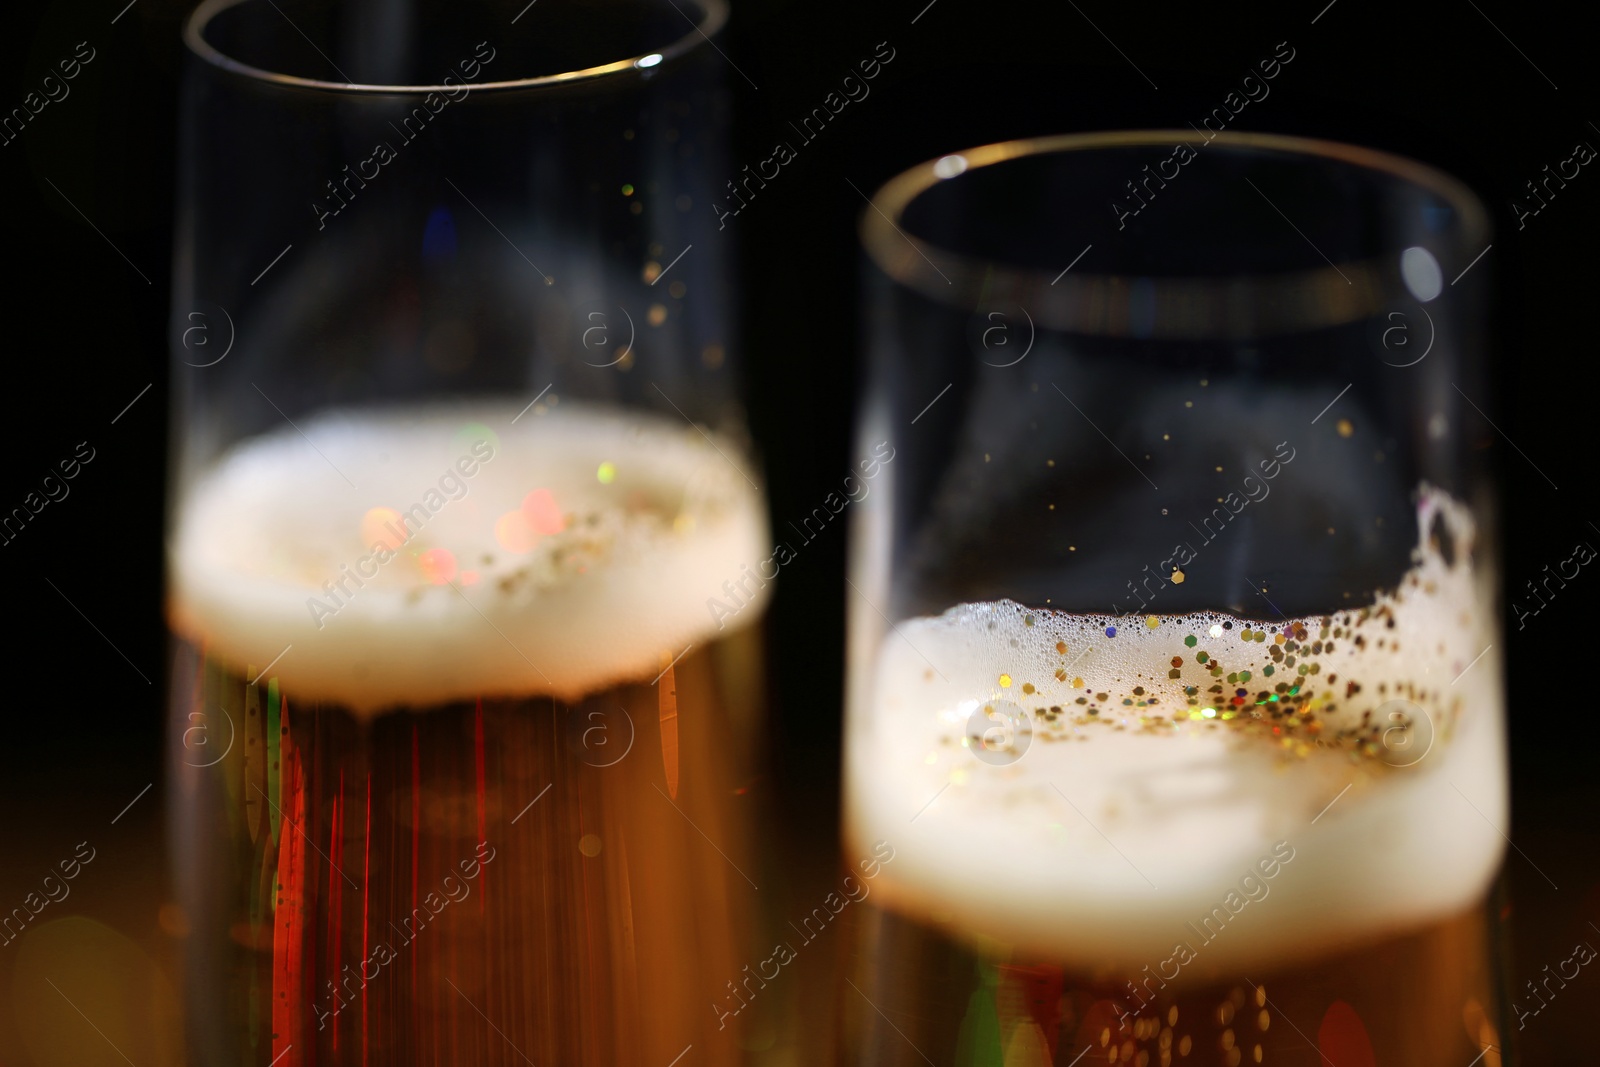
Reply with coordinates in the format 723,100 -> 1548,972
1022,682 -> 1036,694
1168,1007 -> 1178,1026
1145,615 -> 1160,629
1049,504 -> 1056,510
648,303 -> 668,326
1257,1009 -> 1269,1030
1179,1035 -> 1192,1056
1072,677 -> 1084,688
1163,433 -> 1171,440
1215,465 -> 1223,472
1069,545 -> 1077,551
578,834 -> 602,857
1219,1002 -> 1235,1025
642,261 -> 662,283
1171,569 -> 1185,584
668,280 -> 687,299
1056,641 -> 1068,654
1221,1028 -> 1235,1050
1101,1028 -> 1111,1048
1047,459 -> 1056,467
1337,417 -> 1354,437
1185,400 -> 1193,408
1225,1049 -> 1240,1067
998,674 -> 1012,688
1252,1046 -> 1262,1064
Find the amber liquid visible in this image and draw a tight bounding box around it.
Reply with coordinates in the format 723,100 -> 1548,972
170,628 -> 765,1067
837,892 -> 1513,1066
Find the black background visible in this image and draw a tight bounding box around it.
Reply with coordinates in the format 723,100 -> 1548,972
2,0 -> 1597,1062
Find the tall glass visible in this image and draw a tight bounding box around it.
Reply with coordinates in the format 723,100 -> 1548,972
166,2 -> 767,1065
841,132 -> 1507,1066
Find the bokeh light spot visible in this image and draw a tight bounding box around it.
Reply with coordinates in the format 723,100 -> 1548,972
362,507 -> 408,551
494,511 -> 538,554
418,548 -> 457,585
522,488 -> 566,535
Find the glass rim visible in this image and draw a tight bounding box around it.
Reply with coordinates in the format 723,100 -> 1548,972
860,129 -> 1493,339
183,0 -> 729,95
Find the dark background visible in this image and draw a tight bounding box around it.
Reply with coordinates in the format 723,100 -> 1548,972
2,0 -> 1596,1062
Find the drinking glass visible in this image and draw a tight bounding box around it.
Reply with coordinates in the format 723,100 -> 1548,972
840,131 -> 1506,1066
167,2 -> 767,1065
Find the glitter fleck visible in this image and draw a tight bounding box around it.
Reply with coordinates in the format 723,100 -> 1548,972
1171,569 -> 1185,584
999,673 -> 1012,688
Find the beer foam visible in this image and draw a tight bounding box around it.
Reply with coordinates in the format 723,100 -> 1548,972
845,486 -> 1506,973
169,402 -> 769,714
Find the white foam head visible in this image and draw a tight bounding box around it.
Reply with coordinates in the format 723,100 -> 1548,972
169,401 -> 770,714
845,486 -> 1506,973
